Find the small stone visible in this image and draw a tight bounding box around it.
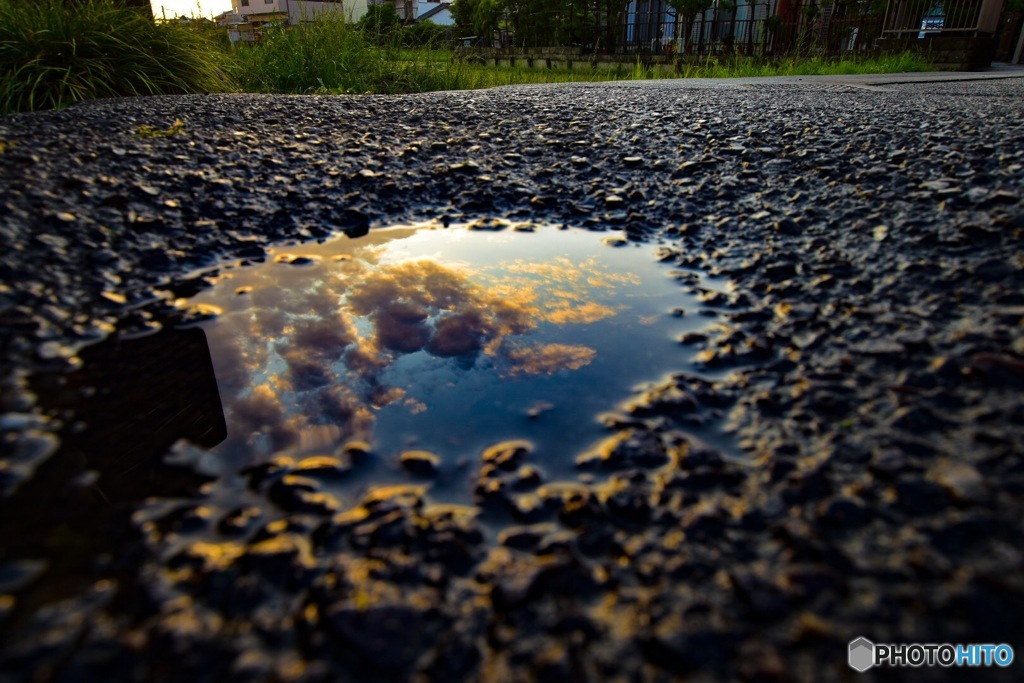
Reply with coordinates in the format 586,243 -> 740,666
326,603 -> 435,673
576,430 -> 670,470
294,455 -> 351,478
930,461 -> 985,503
243,533 -> 314,574
680,445 -> 723,470
448,160 -> 481,174
816,495 -> 869,528
679,332 -> 708,345
217,507 -> 263,536
273,254 -> 318,266
341,440 -> 372,461
99,291 -> 127,305
400,450 -> 440,476
851,339 -> 905,356
498,524 -> 557,551
774,218 -> 801,235
526,401 -> 553,419
895,478 -> 948,516
0,560 -> 48,593
482,440 -> 532,471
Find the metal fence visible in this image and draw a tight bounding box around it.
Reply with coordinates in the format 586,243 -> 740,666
881,0 -> 1002,36
606,10 -> 888,56
614,12 -> 885,56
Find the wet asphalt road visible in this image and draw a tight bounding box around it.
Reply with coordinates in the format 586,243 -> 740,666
0,75 -> 1023,681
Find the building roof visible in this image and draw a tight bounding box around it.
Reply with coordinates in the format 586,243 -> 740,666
417,2 -> 451,22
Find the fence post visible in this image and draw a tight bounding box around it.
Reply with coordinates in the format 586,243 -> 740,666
1015,21 -> 1024,63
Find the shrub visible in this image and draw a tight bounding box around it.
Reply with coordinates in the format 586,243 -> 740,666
232,14 -> 379,94
232,13 -> 461,95
402,20 -> 453,48
0,0 -> 234,114
358,3 -> 402,44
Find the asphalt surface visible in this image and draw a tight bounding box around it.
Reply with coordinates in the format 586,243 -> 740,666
1,74 -> 1023,682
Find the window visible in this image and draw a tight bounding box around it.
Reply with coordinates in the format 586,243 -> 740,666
240,0 -> 248,6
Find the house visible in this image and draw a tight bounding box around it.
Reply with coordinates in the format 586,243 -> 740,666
230,0 -> 369,26
417,2 -> 453,26
367,0 -> 418,22
214,10 -> 244,26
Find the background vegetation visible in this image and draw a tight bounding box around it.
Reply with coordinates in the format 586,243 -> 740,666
0,0 -> 232,114
0,0 -> 935,114
231,13 -> 459,94
450,0 -> 889,51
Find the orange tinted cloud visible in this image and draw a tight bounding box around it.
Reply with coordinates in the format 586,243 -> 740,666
504,343 -> 596,376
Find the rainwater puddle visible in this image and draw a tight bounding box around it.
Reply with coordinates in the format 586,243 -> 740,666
170,222 -> 723,499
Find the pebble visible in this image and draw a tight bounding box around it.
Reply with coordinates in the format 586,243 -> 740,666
400,450 -> 441,476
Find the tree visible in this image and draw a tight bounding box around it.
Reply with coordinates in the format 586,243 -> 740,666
359,3 -> 402,32
451,0 -> 479,29
358,3 -> 402,42
452,0 -> 504,40
667,0 -> 714,53
504,0 -> 568,46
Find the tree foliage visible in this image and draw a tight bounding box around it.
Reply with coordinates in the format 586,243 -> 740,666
359,3 -> 403,32
451,0 -> 632,48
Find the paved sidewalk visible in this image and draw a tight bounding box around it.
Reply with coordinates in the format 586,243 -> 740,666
565,62 -> 1024,89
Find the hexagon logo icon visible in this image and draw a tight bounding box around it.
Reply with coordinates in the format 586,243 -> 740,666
849,637 -> 875,672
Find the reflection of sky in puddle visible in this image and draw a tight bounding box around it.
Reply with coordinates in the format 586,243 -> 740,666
187,223 -> 713,495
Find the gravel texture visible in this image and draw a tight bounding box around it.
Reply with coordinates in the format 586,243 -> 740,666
1,77 -> 1023,682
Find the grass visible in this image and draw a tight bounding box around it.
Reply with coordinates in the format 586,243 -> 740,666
231,14 -> 461,95
0,0 -> 934,113
392,51 -> 933,91
135,118 -> 186,138
0,0 -> 234,114
671,51 -> 932,78
236,36 -> 932,95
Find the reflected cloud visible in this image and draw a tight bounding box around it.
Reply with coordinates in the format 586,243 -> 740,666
504,343 -> 597,376
187,225 -> 655,463
544,301 -> 618,325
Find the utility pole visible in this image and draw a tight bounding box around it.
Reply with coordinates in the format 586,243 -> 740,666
1014,21 -> 1024,64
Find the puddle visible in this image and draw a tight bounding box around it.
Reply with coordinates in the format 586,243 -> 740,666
2,221 -> 733,618
162,222 -> 720,499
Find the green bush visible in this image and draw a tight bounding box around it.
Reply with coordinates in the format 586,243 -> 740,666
232,14 -> 460,95
233,16 -> 373,93
402,20 -> 453,48
357,3 -> 402,44
0,0 -> 234,114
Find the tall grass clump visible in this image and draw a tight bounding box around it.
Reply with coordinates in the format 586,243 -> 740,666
673,51 -> 932,79
0,0 -> 234,114
232,14 -> 460,95
232,14 -> 373,94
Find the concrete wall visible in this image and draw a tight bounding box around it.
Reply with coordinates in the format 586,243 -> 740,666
456,47 -> 699,74
877,35 -> 997,69
232,0 -> 369,23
